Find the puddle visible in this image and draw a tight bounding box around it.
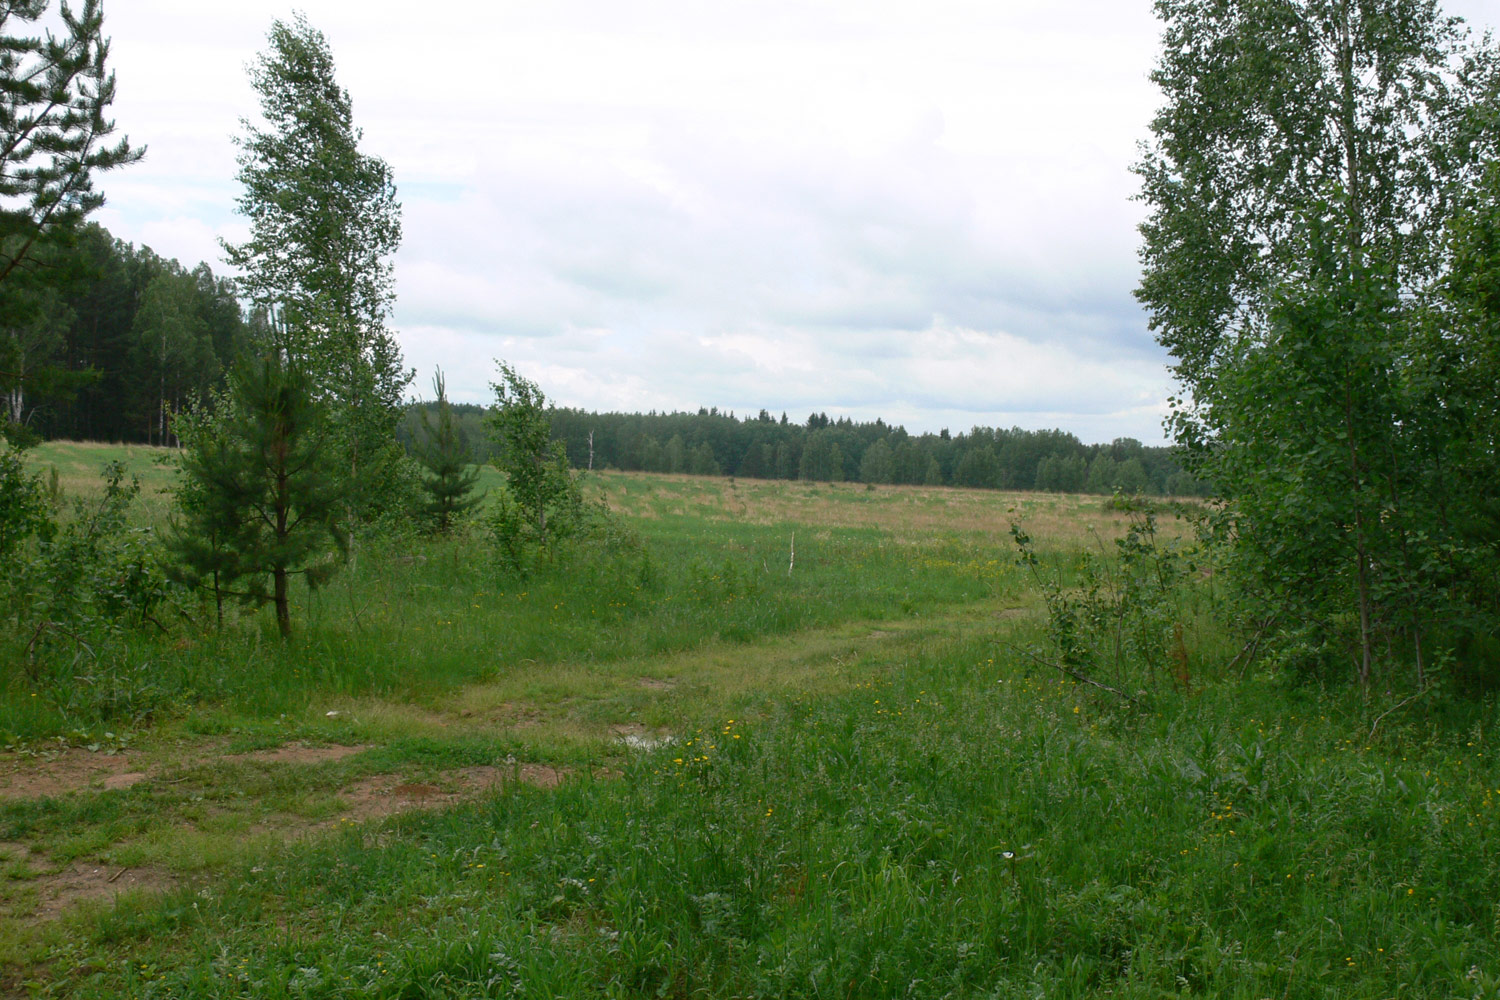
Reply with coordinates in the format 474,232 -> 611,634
610,723 -> 677,751
620,734 -> 676,751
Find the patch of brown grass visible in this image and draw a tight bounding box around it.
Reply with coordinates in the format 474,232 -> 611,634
590,471 -> 1193,551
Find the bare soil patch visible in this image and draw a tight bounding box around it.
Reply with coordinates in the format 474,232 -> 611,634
339,763 -> 569,822
0,749 -> 142,801
30,862 -> 179,921
0,844 -> 180,922
486,702 -> 546,729
0,742 -> 369,804
1,756 -> 580,924
101,771 -> 148,790
235,742 -> 370,765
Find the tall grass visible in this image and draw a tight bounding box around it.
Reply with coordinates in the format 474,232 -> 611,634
37,629 -> 1500,998
1,466 -> 1026,742
8,446 -> 1497,998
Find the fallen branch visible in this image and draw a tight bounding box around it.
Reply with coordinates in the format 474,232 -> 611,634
106,867 -> 129,884
1225,616 -> 1274,677
998,641 -> 1142,706
1369,686 -> 1433,741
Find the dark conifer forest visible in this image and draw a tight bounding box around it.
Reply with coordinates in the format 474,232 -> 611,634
10,220 -> 1205,496
3,223 -> 251,445
399,401 -> 1208,495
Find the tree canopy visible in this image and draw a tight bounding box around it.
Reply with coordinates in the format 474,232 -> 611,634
0,0 -> 141,288
223,14 -> 409,521
1136,0 -> 1500,684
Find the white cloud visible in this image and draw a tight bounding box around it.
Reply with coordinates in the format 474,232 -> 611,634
90,0 -> 1500,444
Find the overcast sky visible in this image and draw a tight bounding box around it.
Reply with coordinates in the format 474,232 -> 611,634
93,0 -> 1499,444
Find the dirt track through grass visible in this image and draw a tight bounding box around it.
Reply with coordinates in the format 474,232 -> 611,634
0,602 -> 1017,936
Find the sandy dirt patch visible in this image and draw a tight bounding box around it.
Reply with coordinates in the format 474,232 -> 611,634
0,840 -> 180,922
0,749 -> 142,801
0,743 -> 370,803
30,862 -> 179,921
338,763 -> 570,822
234,743 -> 370,765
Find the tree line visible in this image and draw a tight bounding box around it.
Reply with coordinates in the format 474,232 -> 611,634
399,403 -> 1210,496
1,222 -> 251,445
6,216 -> 1210,500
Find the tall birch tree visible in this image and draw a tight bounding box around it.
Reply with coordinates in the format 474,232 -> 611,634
1136,0 -> 1500,684
223,15 -> 409,522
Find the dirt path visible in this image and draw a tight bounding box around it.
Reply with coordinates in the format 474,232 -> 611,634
0,604 -> 1022,925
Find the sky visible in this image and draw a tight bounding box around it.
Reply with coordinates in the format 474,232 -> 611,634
92,0 -> 1500,444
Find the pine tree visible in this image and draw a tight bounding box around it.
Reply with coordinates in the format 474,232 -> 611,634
414,368 -> 482,534
168,353 -> 346,637
0,0 -> 142,289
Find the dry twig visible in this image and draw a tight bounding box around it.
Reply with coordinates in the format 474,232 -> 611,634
1369,686 -> 1432,741
998,641 -> 1142,706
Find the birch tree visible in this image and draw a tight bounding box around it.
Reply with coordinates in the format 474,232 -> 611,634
223,15 -> 409,522
1136,0 -> 1500,684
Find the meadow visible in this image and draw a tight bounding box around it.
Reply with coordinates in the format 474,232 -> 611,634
1,443 -> 1497,998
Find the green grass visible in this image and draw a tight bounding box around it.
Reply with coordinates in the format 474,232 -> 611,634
26,636 -> 1500,999
24,440 -> 176,520
3,443 -> 1497,998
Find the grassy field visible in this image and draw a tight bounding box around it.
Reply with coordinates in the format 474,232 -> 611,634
2,443 -> 1497,998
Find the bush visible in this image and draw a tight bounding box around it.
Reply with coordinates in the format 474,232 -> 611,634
1011,494 -> 1201,699
0,445 -> 52,559
4,462 -> 173,709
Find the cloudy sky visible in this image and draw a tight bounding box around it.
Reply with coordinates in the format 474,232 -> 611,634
93,0 -> 1499,444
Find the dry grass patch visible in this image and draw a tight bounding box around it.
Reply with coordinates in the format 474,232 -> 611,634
590,470 -> 1196,551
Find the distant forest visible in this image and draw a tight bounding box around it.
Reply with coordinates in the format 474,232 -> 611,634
8,222 -> 1204,497
399,403 -> 1209,496
4,223 -> 254,445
